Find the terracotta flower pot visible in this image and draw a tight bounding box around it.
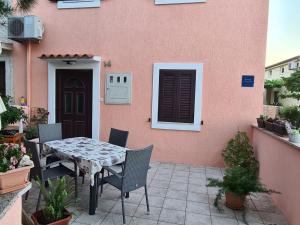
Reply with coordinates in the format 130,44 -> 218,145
31,210 -> 72,225
0,165 -> 33,194
225,192 -> 246,210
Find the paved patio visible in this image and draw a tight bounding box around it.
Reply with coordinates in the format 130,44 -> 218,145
23,162 -> 289,225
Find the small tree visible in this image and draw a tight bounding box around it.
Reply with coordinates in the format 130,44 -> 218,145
281,70 -> 300,100
0,0 -> 37,18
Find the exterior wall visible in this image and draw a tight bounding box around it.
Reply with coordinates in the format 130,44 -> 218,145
252,127 -> 300,225
0,197 -> 22,225
12,0 -> 269,166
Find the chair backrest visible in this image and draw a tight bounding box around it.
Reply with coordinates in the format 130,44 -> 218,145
122,145 -> 153,192
108,128 -> 129,147
38,123 -> 62,144
24,140 -> 43,180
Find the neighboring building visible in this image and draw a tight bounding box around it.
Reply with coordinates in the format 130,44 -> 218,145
0,21 -> 14,98
8,0 -> 268,166
264,55 -> 300,106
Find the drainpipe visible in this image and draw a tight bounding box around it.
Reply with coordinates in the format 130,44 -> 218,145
26,41 -> 32,114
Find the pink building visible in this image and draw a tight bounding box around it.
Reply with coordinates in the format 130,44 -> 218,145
9,0 -> 269,166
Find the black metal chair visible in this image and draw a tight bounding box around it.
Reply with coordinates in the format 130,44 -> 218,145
38,123 -> 85,183
108,128 -> 129,147
100,145 -> 153,225
100,128 -> 129,194
24,140 -> 78,211
38,123 -> 62,165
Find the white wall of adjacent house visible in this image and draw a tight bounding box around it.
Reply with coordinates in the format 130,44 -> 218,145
265,59 -> 300,107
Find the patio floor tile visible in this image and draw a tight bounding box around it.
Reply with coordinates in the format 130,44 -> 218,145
163,198 -> 187,211
134,205 -> 161,220
22,162 -> 289,225
185,212 -> 212,225
159,208 -> 186,224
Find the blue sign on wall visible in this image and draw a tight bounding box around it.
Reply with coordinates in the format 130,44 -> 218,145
242,75 -> 255,87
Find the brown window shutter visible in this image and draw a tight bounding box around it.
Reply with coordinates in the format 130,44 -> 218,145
158,71 -> 177,122
158,69 -> 196,123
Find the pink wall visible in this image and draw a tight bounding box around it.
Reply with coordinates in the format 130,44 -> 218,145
13,0 -> 269,166
0,197 -> 22,225
252,127 -> 300,225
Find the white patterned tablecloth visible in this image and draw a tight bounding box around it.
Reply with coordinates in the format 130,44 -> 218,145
44,137 -> 127,185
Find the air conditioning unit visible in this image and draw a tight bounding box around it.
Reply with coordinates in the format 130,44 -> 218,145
288,62 -> 298,70
8,16 -> 44,42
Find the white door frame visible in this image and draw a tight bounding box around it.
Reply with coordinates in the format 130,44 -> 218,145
47,58 -> 101,139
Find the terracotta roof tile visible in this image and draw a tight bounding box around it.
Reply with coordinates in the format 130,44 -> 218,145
39,54 -> 94,59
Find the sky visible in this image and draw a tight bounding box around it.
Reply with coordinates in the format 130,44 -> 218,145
266,0 -> 300,66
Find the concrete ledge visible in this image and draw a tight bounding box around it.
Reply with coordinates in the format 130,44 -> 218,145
252,125 -> 300,151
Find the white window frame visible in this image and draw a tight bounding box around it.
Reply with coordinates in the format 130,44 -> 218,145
151,63 -> 203,132
57,0 -> 100,9
155,0 -> 206,5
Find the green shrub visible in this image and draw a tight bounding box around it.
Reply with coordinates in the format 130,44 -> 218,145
1,96 -> 27,129
279,106 -> 300,128
36,177 -> 72,224
264,79 -> 284,89
222,131 -> 258,171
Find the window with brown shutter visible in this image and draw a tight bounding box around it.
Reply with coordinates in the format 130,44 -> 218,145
158,69 -> 196,123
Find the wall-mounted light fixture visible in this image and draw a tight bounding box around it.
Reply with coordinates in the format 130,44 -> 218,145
63,60 -> 77,65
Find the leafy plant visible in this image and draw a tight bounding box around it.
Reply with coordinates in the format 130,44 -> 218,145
222,131 -> 258,171
25,107 -> 48,140
207,166 -> 276,209
280,70 -> 300,100
0,143 -> 27,172
36,177 -> 73,224
289,129 -> 300,135
264,79 -> 284,89
1,96 -> 27,130
0,0 -> 37,18
258,115 -> 266,120
25,125 -> 38,140
279,106 -> 300,129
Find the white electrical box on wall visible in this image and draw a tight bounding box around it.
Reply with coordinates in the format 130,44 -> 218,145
105,73 -> 132,104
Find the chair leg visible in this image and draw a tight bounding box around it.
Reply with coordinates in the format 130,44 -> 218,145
74,163 -> 78,198
125,192 -> 129,198
144,185 -> 150,214
36,190 -> 41,212
82,174 -> 85,184
121,192 -> 126,225
100,169 -> 104,195
25,176 -> 32,200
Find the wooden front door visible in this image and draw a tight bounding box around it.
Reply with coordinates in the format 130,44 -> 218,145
56,69 -> 93,138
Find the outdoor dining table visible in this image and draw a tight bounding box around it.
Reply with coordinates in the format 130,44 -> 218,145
44,137 -> 127,215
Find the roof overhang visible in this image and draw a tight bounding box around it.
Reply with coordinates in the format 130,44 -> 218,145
39,54 -> 100,63
0,41 -> 13,54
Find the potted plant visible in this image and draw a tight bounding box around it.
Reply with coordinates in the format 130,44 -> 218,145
273,119 -> 287,136
207,166 -> 274,210
288,129 -> 300,143
32,177 -> 72,225
0,96 -> 27,133
208,131 -> 278,210
264,118 -> 274,132
256,115 -> 266,128
25,107 -> 49,140
0,143 -> 33,194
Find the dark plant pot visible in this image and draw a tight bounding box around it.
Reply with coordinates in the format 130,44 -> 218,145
264,121 -> 274,132
31,210 -> 72,225
273,123 -> 287,136
256,118 -> 265,128
225,192 -> 246,210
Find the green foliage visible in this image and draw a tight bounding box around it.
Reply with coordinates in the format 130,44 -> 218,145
0,0 -> 37,18
0,143 -> 26,172
281,70 -> 300,100
264,79 -> 284,89
279,106 -> 300,128
1,96 -> 27,129
25,125 -> 38,140
222,131 -> 258,171
25,107 -> 48,140
36,177 -> 72,224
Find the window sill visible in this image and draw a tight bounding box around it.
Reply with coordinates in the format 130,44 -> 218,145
152,121 -> 201,132
155,0 -> 206,5
57,0 -> 100,9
